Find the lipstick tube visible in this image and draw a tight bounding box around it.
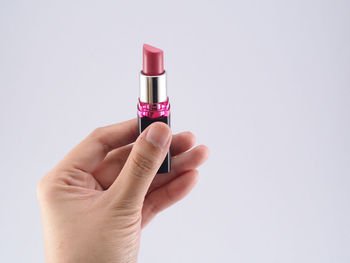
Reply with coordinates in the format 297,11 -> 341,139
137,44 -> 171,174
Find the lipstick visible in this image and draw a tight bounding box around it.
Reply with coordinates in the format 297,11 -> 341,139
138,44 -> 171,174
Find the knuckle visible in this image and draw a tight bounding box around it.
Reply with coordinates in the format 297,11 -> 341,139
148,200 -> 160,216
36,172 -> 59,203
130,150 -> 156,176
36,177 -> 46,198
164,185 -> 174,202
90,127 -> 107,140
36,174 -> 52,201
90,127 -> 111,152
112,198 -> 143,215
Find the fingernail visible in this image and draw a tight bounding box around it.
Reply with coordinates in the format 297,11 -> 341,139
146,123 -> 170,148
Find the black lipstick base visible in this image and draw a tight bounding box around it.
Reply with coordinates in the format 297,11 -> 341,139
138,116 -> 171,174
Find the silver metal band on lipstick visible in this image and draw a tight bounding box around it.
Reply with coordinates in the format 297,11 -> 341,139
139,71 -> 167,103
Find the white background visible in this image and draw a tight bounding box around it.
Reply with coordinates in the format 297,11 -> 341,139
1,0 -> 349,262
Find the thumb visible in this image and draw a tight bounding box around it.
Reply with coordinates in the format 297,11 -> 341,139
107,122 -> 171,205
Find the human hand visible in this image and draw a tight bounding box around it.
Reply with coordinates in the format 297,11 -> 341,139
37,119 -> 209,263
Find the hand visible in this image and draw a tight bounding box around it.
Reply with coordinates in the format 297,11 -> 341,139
37,119 -> 209,263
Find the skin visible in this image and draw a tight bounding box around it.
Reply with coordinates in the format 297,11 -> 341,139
37,119 -> 209,263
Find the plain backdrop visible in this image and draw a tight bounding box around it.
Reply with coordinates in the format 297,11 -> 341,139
0,0 -> 349,262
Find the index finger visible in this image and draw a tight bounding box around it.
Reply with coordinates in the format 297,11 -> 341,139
60,118 -> 138,173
